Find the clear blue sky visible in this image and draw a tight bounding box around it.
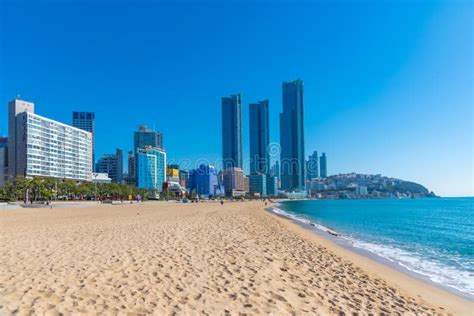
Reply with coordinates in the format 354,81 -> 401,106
1,0 -> 472,196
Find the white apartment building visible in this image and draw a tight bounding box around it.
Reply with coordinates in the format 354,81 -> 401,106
8,99 -> 93,182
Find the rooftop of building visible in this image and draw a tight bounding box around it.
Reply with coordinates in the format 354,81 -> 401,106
137,125 -> 160,133
22,111 -> 93,136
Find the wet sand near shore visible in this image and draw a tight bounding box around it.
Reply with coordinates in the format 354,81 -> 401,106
0,201 -> 472,314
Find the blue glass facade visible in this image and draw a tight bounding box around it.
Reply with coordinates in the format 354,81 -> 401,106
280,79 -> 306,192
136,147 -> 166,192
249,174 -> 267,197
249,100 -> 270,175
320,153 -> 327,178
188,164 -> 219,196
266,176 -> 278,196
72,111 -> 95,171
222,94 -> 243,169
307,150 -> 319,180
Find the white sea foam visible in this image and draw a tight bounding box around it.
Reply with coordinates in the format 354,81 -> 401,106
348,237 -> 474,296
268,206 -> 474,297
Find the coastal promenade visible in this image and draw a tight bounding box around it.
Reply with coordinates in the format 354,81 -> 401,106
0,201 -> 471,314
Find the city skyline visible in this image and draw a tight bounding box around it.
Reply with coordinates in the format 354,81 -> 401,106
1,1 -> 472,196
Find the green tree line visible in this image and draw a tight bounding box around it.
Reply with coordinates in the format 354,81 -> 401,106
0,177 -> 149,203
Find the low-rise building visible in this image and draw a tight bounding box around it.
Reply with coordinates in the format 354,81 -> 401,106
92,172 -> 112,184
282,191 -> 308,199
355,186 -> 368,195
166,174 -> 186,196
223,167 -> 247,197
96,148 -> 123,183
188,164 -> 219,197
166,165 -> 179,178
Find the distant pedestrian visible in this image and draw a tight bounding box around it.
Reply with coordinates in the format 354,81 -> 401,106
220,200 -> 224,206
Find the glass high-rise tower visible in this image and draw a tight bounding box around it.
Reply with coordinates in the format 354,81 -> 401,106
249,100 -> 270,175
221,94 -> 243,170
280,79 -> 306,192
320,152 -> 327,178
72,112 -> 95,170
307,150 -> 319,180
134,125 -> 163,152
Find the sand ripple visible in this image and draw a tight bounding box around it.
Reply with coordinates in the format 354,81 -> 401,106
0,201 -> 463,314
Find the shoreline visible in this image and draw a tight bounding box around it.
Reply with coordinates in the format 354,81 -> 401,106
265,204 -> 473,314
266,204 -> 474,301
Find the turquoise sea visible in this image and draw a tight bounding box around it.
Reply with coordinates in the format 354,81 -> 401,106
273,198 -> 474,297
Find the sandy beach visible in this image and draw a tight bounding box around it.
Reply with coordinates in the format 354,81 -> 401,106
0,201 -> 472,315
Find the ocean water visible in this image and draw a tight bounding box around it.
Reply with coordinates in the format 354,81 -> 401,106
274,198 -> 474,297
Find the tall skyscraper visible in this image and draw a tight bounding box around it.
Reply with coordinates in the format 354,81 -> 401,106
271,161 -> 280,178
320,153 -> 327,178
280,79 -> 306,191
270,161 -> 281,190
249,100 -> 270,175
8,99 -> 35,180
222,94 -> 243,170
8,99 -> 92,181
134,125 -> 163,152
72,112 -> 95,170
96,148 -> 124,183
307,151 -> 319,180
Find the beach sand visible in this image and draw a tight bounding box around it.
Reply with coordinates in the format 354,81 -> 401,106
0,201 -> 472,315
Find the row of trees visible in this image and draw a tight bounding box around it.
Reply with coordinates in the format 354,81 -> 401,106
0,177 -> 150,203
